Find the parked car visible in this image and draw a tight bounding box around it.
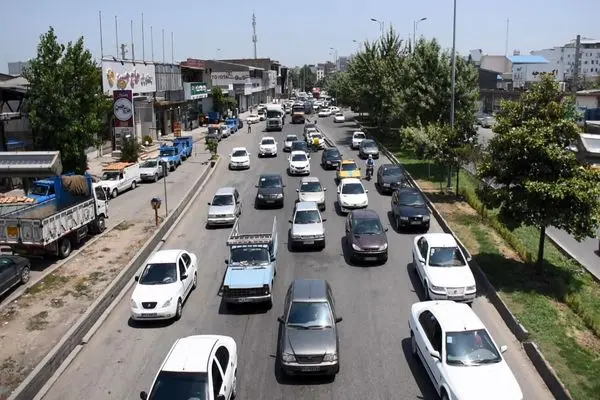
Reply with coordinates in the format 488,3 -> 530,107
321,147 -> 342,170
351,131 -> 366,149
283,134 -> 298,151
255,174 -> 285,208
277,279 -> 342,377
291,140 -> 309,155
0,255 -> 31,297
336,160 -> 361,181
289,201 -> 326,249
412,233 -> 476,303
288,151 -> 311,176
391,187 -> 430,231
140,335 -> 238,400
207,187 -> 242,227
358,139 -> 380,159
344,209 -> 388,263
258,136 -> 278,157
376,164 -> 409,194
297,176 -> 326,211
139,158 -> 166,182
130,249 -> 198,321
336,178 -> 368,214
409,301 -> 523,400
228,147 -> 251,170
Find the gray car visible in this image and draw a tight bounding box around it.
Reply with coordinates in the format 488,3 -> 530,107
0,255 -> 31,297
206,187 -> 242,227
277,279 -> 342,377
359,139 -> 380,159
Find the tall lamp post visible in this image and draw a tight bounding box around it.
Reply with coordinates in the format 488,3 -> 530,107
448,0 -> 457,190
370,18 -> 384,38
413,17 -> 427,49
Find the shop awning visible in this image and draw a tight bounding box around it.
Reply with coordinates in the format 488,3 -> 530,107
0,151 -> 62,177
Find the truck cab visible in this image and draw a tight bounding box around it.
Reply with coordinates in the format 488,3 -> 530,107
222,216 -> 278,308
225,118 -> 239,134
159,145 -> 182,171
266,105 -> 285,132
27,179 -> 57,203
172,136 -> 194,160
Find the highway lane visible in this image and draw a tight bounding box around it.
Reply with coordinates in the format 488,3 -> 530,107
41,115 -> 551,400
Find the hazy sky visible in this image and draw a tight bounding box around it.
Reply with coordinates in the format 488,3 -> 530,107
1,0 -> 599,73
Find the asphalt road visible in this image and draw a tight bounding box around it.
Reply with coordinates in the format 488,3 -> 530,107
40,115 -> 552,400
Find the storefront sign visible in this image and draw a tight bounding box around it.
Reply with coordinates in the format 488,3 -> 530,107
210,71 -> 250,85
102,60 -> 156,94
184,82 -> 208,100
113,90 -> 134,127
233,84 -> 246,95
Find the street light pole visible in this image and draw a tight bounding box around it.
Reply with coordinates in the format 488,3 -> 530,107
413,17 -> 427,49
448,0 -> 457,190
370,18 -> 384,38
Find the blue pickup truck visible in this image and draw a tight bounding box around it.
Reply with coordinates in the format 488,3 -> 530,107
159,145 -> 182,171
173,136 -> 194,160
225,118 -> 239,134
221,216 -> 278,308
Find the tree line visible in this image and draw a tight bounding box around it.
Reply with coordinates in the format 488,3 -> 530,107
322,27 -> 600,269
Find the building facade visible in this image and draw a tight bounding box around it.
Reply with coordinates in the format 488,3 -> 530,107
218,58 -> 281,104
7,61 -> 30,76
532,39 -> 600,83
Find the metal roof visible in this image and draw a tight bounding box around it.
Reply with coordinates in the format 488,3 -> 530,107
579,134 -> 600,154
508,55 -> 549,64
0,151 -> 62,177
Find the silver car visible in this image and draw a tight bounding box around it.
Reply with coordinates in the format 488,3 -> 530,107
289,201 -> 326,249
296,177 -> 326,211
277,279 -> 342,377
359,139 -> 380,159
284,134 -> 298,152
206,187 -> 242,227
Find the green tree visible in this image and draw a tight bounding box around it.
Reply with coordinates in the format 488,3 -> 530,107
211,87 -> 237,115
120,135 -> 139,162
477,74 -> 600,271
23,27 -> 111,174
289,65 -> 317,93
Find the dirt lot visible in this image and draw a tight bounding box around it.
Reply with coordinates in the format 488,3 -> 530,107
0,218 -> 156,398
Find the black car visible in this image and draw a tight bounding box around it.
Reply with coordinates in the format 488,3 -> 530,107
290,140 -> 309,154
321,148 -> 343,170
255,174 -> 286,208
0,255 -> 31,297
390,187 -> 430,231
376,164 -> 409,194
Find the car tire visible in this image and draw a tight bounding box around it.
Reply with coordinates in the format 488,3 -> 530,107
192,273 -> 197,290
111,188 -> 118,198
96,215 -> 106,233
58,237 -> 72,259
153,174 -> 159,182
410,331 -> 418,357
131,181 -> 137,189
175,298 -> 183,320
20,265 -> 31,284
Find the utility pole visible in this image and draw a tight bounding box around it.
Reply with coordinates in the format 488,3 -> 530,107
252,12 -> 258,59
572,35 -> 581,94
448,0 -> 457,190
504,18 -> 509,56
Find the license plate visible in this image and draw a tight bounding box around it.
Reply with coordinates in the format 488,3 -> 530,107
365,257 -> 378,261
141,313 -> 157,317
383,183 -> 390,187
266,200 -> 274,203
449,290 -> 462,296
301,367 -> 320,372
7,226 -> 18,237
236,298 -> 251,303
410,220 -> 421,225
304,241 -> 314,245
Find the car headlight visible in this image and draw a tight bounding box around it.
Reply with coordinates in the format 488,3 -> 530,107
379,243 -> 388,250
323,353 -> 338,362
466,285 -> 476,292
423,215 -> 430,221
162,297 -> 173,307
275,193 -> 283,199
326,160 -> 332,164
352,243 -> 361,251
430,285 -> 446,294
130,299 -> 137,308
281,353 -> 296,362
258,194 -> 264,199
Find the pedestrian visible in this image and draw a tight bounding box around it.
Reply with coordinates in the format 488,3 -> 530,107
248,124 -> 252,134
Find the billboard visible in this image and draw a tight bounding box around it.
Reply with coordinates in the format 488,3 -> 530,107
113,90 -> 134,150
102,60 -> 156,94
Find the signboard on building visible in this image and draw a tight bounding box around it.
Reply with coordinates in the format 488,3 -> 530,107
266,71 -> 277,89
184,82 -> 208,100
211,71 -> 250,86
113,90 -> 134,150
233,84 -> 246,95
102,60 -> 156,94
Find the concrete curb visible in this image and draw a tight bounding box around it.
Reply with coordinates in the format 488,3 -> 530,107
0,219 -> 126,314
323,123 -> 572,400
8,157 -> 220,400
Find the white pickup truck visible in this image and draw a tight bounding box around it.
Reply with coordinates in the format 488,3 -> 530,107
98,162 -> 140,198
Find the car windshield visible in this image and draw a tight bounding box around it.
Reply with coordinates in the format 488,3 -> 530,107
139,263 -> 177,285
336,113 -> 343,116
341,183 -> 365,194
445,329 -> 502,366
261,139 -> 275,145
383,167 -> 404,177
286,135 -> 297,141
294,210 -> 321,224
354,133 -> 366,139
362,140 -> 376,148
325,150 -> 340,158
141,160 -> 157,168
292,154 -> 308,162
352,218 -> 384,234
300,181 -> 322,192
399,192 -> 425,206
230,247 -> 270,265
341,163 -> 357,171
211,194 -> 234,206
30,185 -> 49,195
160,149 -> 176,156
292,142 -> 308,150
101,171 -> 120,180
287,301 -> 333,328
259,176 -> 282,188
312,134 -> 322,139
428,247 -> 466,267
148,371 -> 209,400
232,150 -> 247,157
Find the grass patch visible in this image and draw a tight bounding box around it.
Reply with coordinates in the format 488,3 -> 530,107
25,273 -> 71,295
395,149 -> 600,400
26,311 -> 49,331
71,278 -> 91,298
114,221 -> 134,231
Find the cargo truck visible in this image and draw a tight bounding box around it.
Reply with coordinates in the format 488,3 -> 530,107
0,174 -> 109,259
266,104 -> 285,132
291,104 -> 306,124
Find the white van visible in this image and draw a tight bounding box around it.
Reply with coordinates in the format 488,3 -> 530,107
98,162 -> 141,198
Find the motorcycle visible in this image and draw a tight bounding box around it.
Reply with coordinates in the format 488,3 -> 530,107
366,165 -> 374,181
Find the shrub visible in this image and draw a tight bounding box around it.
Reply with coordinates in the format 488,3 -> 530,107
120,136 -> 140,162
142,135 -> 153,145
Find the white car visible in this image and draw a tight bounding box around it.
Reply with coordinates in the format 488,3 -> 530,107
330,106 -> 340,113
336,178 -> 368,214
288,150 -> 311,175
258,136 -> 277,157
297,176 -> 326,211
130,249 -> 198,321
246,114 -> 260,124
318,108 -> 332,117
228,147 -> 250,170
304,127 -> 318,141
140,335 -> 238,400
351,131 -> 366,149
409,301 -> 523,400
283,134 -> 298,152
412,233 -> 476,302
333,112 -> 345,123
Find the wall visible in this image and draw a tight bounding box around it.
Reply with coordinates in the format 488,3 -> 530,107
481,55 -> 512,74
155,64 -> 183,93
576,95 -> 600,109
512,63 -> 554,87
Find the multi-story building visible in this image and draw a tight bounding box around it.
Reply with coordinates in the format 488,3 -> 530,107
315,64 -> 325,81
218,58 -> 280,104
532,38 -> 600,83
7,61 -> 29,76
337,56 -> 350,72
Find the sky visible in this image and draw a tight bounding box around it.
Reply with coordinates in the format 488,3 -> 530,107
1,0 -> 599,73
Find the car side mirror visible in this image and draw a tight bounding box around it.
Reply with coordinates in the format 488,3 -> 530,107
181,274 -> 187,280
207,202 -> 211,206
365,190 -> 369,193
322,218 -> 327,222
283,184 -> 286,188
224,259 -> 229,264
335,316 -> 343,323
134,276 -> 139,282
277,316 -> 285,324
500,345 -> 508,353
323,188 -> 327,191
255,185 -> 259,188
140,391 -> 148,400
289,219 -> 293,223
296,189 -> 299,192
429,350 -> 441,361
384,227 -> 389,232
467,255 -> 473,262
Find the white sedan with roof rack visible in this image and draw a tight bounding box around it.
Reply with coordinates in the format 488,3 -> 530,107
130,249 -> 198,321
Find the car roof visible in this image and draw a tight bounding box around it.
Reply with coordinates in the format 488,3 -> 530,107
341,159 -> 357,164
301,176 -> 321,184
285,134 -> 297,138
350,209 -> 380,219
295,201 -> 319,211
161,335 -> 226,373
291,150 -> 308,156
214,187 -> 236,196
416,301 -> 485,332
231,147 -> 247,152
147,249 -> 184,263
421,233 -> 458,248
290,279 -> 329,302
340,178 -> 362,185
353,131 -> 365,135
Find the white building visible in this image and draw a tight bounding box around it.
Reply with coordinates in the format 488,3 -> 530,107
531,39 -> 600,82
315,64 -> 325,81
508,55 -> 553,88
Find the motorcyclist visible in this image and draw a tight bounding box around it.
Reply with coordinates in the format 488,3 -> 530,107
366,154 -> 375,178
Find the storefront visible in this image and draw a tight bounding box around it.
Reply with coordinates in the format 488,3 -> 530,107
183,82 -> 208,129
154,64 -> 184,137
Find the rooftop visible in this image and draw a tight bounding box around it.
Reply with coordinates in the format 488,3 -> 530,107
148,249 -> 185,264
417,301 -> 485,332
162,335 -> 221,373
422,232 -> 458,248
508,55 -> 549,64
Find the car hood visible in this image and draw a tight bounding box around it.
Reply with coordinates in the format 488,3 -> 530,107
350,232 -> 387,249
260,144 -> 276,149
361,147 -> 379,154
446,362 -> 523,400
224,267 -> 271,288
291,222 -> 324,236
98,180 -> 119,189
339,170 -> 361,178
427,265 -> 476,288
258,187 -> 283,196
284,327 -> 337,355
338,193 -> 367,205
230,156 -> 249,163
284,140 -> 294,146
299,192 -> 325,203
290,160 -> 310,168
139,167 -> 157,175
397,204 -> 429,217
132,282 -> 181,303
208,205 -> 235,216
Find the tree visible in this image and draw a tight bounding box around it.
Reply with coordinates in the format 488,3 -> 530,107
289,65 -> 317,93
211,87 -> 237,115
477,74 -> 600,271
23,27 -> 111,174
120,135 -> 139,162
